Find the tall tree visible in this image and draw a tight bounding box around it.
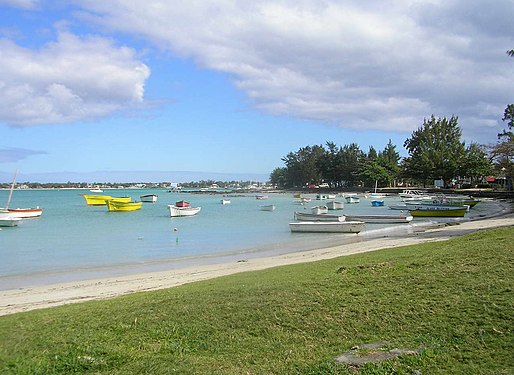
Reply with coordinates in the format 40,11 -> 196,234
403,115 -> 466,186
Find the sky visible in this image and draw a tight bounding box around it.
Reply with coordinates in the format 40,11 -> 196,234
0,0 -> 513,183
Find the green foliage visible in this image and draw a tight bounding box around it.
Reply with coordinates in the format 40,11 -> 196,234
1,227 -> 513,374
403,115 -> 466,185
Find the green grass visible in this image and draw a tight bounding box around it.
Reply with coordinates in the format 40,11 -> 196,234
1,226 -> 513,374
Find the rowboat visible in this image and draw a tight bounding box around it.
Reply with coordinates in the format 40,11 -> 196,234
344,214 -> 413,224
326,201 -> 344,210
140,194 -> 158,203
289,221 -> 365,233
409,206 -> 468,217
168,205 -> 201,217
260,204 -> 275,211
175,200 -> 191,207
81,194 -> 131,205
371,200 -> 384,207
106,200 -> 142,212
311,205 -> 328,214
294,212 -> 345,222
345,196 -> 360,204
256,195 -> 269,200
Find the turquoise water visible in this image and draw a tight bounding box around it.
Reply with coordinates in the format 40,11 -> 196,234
0,189 -> 501,289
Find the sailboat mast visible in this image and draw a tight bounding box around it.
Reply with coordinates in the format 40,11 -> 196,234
5,170 -> 18,209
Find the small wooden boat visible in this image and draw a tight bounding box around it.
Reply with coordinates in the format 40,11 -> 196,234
294,212 -> 345,222
2,207 -> 43,218
256,195 -> 269,200
289,221 -> 365,233
344,214 -> 413,224
311,205 -> 328,214
168,205 -> 201,217
371,200 -> 384,207
175,200 -> 191,207
409,206 -> 468,217
399,190 -> 433,201
106,200 -> 142,212
81,194 -> 131,206
140,194 -> 158,203
221,199 -> 231,205
260,204 -> 275,211
326,201 -> 344,210
345,196 -> 360,204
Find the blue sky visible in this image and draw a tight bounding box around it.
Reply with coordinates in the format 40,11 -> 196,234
0,0 -> 513,183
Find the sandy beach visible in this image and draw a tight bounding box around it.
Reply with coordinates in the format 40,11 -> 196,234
1,214 -> 512,316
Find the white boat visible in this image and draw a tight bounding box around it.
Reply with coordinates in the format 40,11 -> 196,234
326,201 -> 344,210
345,196 -> 360,204
399,189 -> 433,201
168,205 -> 201,217
327,194 -> 337,199
311,205 -> 328,214
1,171 -> 43,218
388,204 -> 409,210
260,204 -> 275,211
301,197 -> 312,203
221,199 -> 231,205
140,194 -> 158,203
289,221 -> 365,233
0,213 -> 22,227
344,214 -> 413,224
256,195 -> 268,200
294,212 -> 345,222
89,187 -> 103,193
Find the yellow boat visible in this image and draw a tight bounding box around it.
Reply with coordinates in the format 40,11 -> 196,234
82,194 -> 131,205
409,206 -> 468,217
106,200 -> 142,212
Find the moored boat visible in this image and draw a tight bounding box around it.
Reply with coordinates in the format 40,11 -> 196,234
140,194 -> 158,203
409,206 -> 468,217
260,204 -> 275,211
106,200 -> 142,212
345,196 -> 360,204
81,194 -> 131,206
344,214 -> 413,224
371,200 -> 384,207
289,221 -> 365,233
256,195 -> 269,200
168,204 -> 201,217
175,200 -> 191,207
399,189 -> 433,201
0,213 -> 22,227
311,205 -> 328,214
2,207 -> 43,218
221,199 -> 231,205
326,201 -> 344,210
294,212 -> 345,222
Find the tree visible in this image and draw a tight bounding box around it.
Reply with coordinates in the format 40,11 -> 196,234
403,115 -> 466,186
269,167 -> 287,187
462,143 -> 492,185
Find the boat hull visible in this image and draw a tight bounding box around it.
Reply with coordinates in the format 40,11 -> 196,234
409,207 -> 468,217
0,213 -> 22,227
289,221 -> 365,233
345,196 -> 360,203
294,212 -> 345,222
326,201 -> 344,210
260,205 -> 275,211
140,194 -> 158,203
168,205 -> 201,217
2,207 -> 43,218
106,201 -> 142,212
82,195 -> 131,205
371,200 -> 384,207
344,214 -> 413,223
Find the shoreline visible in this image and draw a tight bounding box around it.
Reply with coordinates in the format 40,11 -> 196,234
1,213 -> 512,316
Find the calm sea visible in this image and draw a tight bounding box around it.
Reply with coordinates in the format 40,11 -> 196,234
0,189 -> 501,289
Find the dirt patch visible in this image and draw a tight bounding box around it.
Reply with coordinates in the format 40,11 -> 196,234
335,341 -> 421,367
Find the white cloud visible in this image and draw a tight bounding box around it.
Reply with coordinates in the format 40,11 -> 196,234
0,30 -> 150,127
0,0 -> 38,10
73,0 -> 514,141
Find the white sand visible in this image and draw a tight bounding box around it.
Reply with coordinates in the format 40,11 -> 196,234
1,215 -> 512,316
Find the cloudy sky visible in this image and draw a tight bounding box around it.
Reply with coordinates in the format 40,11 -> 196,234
0,0 -> 513,182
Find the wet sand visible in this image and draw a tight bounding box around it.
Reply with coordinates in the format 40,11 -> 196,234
1,213 -> 512,316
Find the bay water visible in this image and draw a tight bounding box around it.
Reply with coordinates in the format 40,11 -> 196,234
0,189 -> 500,289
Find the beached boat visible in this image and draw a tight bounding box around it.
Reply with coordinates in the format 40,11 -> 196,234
326,201 -> 344,210
106,200 -> 142,212
289,221 -> 365,233
220,199 -> 231,205
0,213 -> 22,227
311,205 -> 328,214
371,200 -> 384,207
140,194 -> 158,203
168,204 -> 201,217
344,214 -> 413,224
409,206 -> 468,217
260,204 -> 275,211
294,212 -> 345,222
345,196 -> 360,204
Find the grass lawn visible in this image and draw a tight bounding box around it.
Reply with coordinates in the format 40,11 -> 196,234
0,226 -> 513,374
